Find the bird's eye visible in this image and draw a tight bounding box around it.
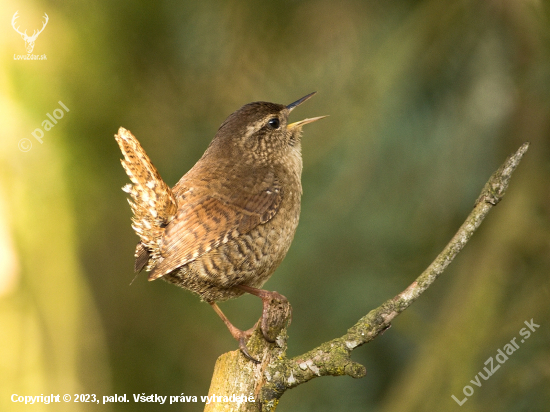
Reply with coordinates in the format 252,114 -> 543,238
267,118 -> 280,129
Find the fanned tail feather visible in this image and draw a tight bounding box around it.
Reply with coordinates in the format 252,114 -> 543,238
115,127 -> 177,271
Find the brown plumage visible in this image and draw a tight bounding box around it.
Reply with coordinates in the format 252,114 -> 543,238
115,92 -> 325,360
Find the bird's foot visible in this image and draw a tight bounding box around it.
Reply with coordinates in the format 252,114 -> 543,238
209,302 -> 260,363
235,326 -> 260,363
236,285 -> 292,343
210,286 -> 292,363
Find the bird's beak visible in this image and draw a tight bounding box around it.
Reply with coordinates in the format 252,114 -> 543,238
286,92 -> 328,129
287,91 -> 317,112
287,116 -> 328,129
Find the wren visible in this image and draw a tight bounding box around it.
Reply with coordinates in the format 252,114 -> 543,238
115,92 -> 325,361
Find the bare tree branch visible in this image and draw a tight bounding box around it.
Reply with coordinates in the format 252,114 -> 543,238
203,143 -> 529,412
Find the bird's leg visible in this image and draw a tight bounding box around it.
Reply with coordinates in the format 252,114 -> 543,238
209,302 -> 259,363
236,285 -> 292,343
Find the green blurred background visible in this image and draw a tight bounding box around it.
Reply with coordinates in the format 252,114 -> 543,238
1,0 -> 549,411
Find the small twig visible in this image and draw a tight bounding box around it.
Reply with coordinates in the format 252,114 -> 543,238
259,142 -> 529,410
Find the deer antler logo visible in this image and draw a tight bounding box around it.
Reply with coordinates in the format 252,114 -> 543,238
12,11 -> 49,54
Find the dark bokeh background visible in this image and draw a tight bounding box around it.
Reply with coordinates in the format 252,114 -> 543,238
1,0 -> 549,411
